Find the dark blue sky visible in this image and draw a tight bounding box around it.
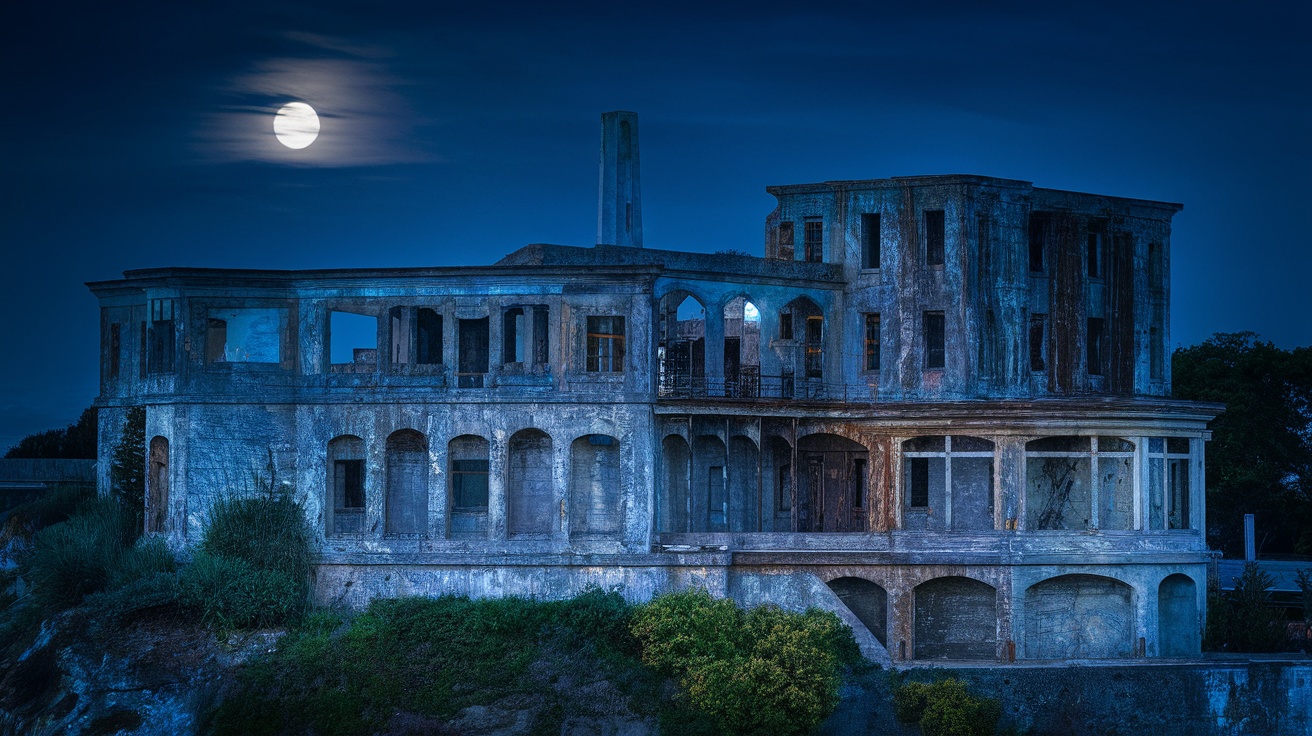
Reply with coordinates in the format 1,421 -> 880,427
2,0 -> 1308,451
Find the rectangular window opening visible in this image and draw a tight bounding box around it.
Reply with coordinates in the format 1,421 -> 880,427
452,459 -> 490,511
924,311 -> 945,369
924,210 -> 945,267
803,219 -> 824,263
804,316 -> 823,378
777,221 -> 794,260
1087,317 -> 1105,376
910,457 -> 929,507
586,316 -> 625,372
779,313 -> 793,340
864,314 -> 881,372
417,308 -> 443,364
108,323 -> 121,379
329,310 -> 378,368
503,307 -> 525,364
861,213 -> 881,269
457,317 -> 490,387
1028,213 -> 1048,273
1029,314 -> 1047,372
1087,229 -> 1104,279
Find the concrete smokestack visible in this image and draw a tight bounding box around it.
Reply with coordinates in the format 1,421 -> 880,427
597,111 -> 642,248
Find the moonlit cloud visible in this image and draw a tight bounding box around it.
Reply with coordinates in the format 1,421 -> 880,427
200,55 -> 440,167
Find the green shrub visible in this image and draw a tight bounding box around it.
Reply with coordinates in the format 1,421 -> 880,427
630,591 -> 857,736
894,678 -> 1001,736
177,551 -> 300,631
24,496 -> 137,611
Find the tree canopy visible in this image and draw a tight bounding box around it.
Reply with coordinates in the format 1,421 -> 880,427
4,407 -> 97,460
1173,333 -> 1312,557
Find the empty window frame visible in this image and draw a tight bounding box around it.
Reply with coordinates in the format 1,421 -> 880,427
803,219 -> 824,263
1028,213 -> 1049,273
457,317 -> 490,387
924,210 -> 945,267
108,323 -> 121,379
1087,317 -> 1105,376
861,213 -> 881,269
902,436 -> 995,528
328,435 -> 365,536
1148,438 -> 1192,530
1025,436 -> 1135,531
208,307 -> 287,364
417,308 -> 443,364
147,299 -> 175,374
779,313 -> 794,340
329,311 -> 378,369
503,307 -> 526,364
924,311 -> 945,369
586,316 -> 625,372
863,314 -> 881,372
1029,314 -> 1047,372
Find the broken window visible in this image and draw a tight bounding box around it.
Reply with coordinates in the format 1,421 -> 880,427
1028,212 -> 1048,273
724,297 -> 761,397
208,307 -> 286,364
417,308 -> 442,364
803,219 -> 823,263
1029,314 -> 1047,372
777,221 -> 795,260
902,436 -> 994,531
924,311 -> 945,369
328,435 -> 365,536
861,213 -> 881,269
108,323 -> 121,379
147,299 -> 175,374
659,294 -> 704,395
457,317 -> 489,387
1087,317 -> 1105,376
924,210 -> 945,267
329,310 -> 378,371
449,435 -> 490,537
863,314 -> 881,372
586,316 -> 625,372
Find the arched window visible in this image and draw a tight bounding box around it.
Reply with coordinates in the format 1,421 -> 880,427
723,297 -> 761,397
1025,436 -> 1134,530
328,435 -> 365,536
828,577 -> 888,646
658,292 -> 705,397
507,429 -> 553,537
570,435 -> 621,537
146,436 -> 169,533
449,435 -> 489,538
901,436 -> 994,532
385,430 -> 427,537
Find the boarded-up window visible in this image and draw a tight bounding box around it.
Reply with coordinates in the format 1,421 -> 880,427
508,429 -> 553,537
385,430 -> 427,537
570,435 -> 621,537
924,311 -> 945,369
914,577 -> 997,660
586,316 -> 625,372
210,307 -> 287,364
1158,574 -> 1199,656
861,213 -> 881,269
924,210 -> 945,266
903,436 -> 994,531
146,436 -> 169,533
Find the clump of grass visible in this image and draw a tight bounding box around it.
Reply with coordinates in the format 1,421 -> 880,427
24,496 -> 137,612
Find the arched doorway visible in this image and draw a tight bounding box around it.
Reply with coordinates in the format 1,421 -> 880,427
146,436 -> 169,533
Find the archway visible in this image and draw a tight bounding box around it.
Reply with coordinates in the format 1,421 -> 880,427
507,429 -> 553,537
1024,574 -> 1133,659
1158,574 -> 1199,657
914,576 -> 997,660
828,577 -> 888,646
385,430 -> 428,537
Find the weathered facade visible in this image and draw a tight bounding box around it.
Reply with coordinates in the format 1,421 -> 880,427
89,112 -> 1219,664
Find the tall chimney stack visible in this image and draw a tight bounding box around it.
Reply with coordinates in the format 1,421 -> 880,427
597,111 -> 642,248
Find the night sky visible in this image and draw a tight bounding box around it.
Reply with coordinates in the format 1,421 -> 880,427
2,1 -> 1308,451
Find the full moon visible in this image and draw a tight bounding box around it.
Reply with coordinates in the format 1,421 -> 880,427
273,102 -> 320,149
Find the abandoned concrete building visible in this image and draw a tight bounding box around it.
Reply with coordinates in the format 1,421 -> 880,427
89,112 -> 1219,664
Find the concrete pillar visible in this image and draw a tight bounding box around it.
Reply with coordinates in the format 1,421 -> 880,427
488,430 -> 507,540
597,111 -> 643,248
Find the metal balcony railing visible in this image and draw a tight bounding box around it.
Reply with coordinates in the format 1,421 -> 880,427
658,370 -> 877,404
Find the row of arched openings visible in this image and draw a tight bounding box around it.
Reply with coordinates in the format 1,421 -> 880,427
825,573 -> 1199,660
327,430 -> 621,539
658,292 -> 823,398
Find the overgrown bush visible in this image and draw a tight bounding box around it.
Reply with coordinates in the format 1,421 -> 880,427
630,589 -> 859,736
893,678 -> 1001,736
1204,562 -> 1291,652
24,496 -> 137,611
182,482 -> 314,630
0,483 -> 95,552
